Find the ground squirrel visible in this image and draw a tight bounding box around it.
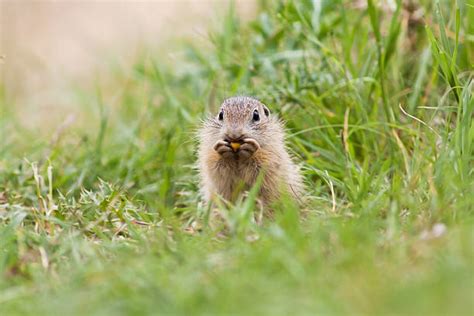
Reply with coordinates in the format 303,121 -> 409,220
198,96 -> 303,212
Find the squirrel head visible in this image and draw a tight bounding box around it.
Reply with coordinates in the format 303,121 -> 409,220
200,96 -> 285,158
216,96 -> 271,143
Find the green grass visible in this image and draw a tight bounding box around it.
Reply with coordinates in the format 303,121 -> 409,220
1,1 -> 473,315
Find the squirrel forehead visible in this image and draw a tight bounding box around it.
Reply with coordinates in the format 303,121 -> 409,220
220,97 -> 264,113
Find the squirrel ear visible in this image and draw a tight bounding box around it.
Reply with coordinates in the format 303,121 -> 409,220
263,106 -> 270,117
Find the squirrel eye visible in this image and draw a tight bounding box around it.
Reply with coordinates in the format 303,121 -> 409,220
263,107 -> 269,117
218,111 -> 224,121
252,109 -> 260,122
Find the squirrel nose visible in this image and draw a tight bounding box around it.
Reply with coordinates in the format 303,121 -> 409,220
225,129 -> 244,142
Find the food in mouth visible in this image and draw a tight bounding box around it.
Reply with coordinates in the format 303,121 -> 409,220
230,142 -> 241,152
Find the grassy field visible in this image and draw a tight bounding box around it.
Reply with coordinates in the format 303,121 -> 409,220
1,1 -> 473,315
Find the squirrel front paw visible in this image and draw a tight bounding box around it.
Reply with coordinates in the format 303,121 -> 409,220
213,140 -> 234,158
238,138 -> 260,159
213,138 -> 260,159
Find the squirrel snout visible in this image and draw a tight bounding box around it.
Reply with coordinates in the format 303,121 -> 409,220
224,131 -> 244,143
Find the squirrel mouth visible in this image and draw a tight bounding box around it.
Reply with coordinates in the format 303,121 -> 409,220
224,137 -> 244,153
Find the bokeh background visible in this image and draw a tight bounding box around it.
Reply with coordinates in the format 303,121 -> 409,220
1,0 -> 255,130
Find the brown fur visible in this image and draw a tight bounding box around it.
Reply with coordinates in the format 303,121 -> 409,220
197,96 -> 303,210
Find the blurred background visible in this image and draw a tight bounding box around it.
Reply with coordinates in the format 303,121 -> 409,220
1,0 -> 255,130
